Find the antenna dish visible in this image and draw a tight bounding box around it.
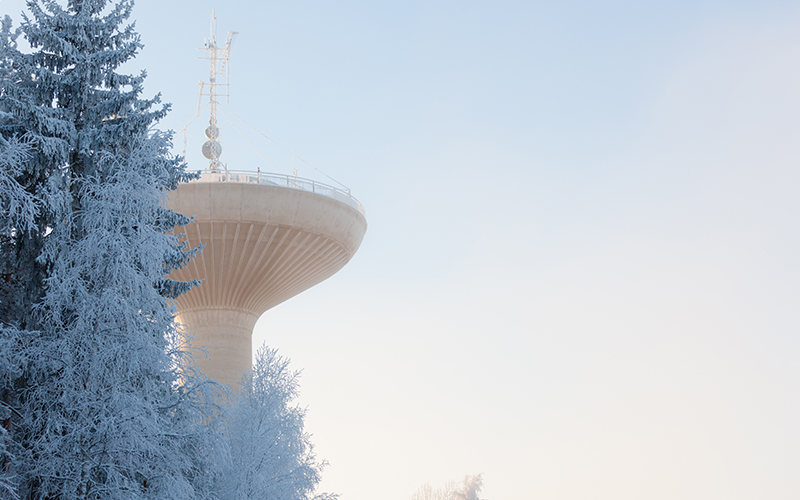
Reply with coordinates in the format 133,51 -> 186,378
202,140 -> 222,159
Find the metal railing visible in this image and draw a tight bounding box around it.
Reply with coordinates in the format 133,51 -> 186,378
186,169 -> 365,216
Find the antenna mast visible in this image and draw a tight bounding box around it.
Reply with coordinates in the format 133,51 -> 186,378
198,10 -> 238,172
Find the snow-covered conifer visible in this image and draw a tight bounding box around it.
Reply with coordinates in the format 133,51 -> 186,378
0,2 -> 336,499
0,1 -> 211,499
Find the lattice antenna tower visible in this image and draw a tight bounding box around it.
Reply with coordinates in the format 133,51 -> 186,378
197,9 -> 238,172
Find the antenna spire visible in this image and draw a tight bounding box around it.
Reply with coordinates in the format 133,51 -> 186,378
198,10 -> 238,172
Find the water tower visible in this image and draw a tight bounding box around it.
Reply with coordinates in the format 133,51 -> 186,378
168,15 -> 367,387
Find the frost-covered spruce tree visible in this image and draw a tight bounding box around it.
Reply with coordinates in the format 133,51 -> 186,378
219,345 -> 334,500
0,1 -> 213,499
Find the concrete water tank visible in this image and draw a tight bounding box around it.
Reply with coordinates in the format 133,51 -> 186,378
168,171 -> 367,386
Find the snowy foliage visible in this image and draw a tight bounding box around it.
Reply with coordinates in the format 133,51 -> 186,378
0,2 -> 332,500
216,345 -> 335,500
411,475 -> 485,500
0,1 -> 208,499
0,0 -> 195,330
10,135 -> 207,500
0,135 -> 37,234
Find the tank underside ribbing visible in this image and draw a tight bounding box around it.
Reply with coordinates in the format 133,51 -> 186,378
168,181 -> 367,387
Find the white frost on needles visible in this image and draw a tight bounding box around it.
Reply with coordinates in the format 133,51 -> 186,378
0,1 -> 332,499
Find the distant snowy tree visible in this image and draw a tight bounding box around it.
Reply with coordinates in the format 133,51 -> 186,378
0,0 -> 213,499
218,345 -> 335,500
411,475 -> 485,500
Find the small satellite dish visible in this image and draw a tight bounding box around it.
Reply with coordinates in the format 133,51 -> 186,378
202,140 -> 222,159
205,125 -> 219,140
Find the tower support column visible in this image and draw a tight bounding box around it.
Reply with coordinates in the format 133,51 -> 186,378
177,309 -> 259,388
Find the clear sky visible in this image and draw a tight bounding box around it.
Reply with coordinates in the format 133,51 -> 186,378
4,1 -> 800,499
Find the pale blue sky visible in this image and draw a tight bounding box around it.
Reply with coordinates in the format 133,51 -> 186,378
3,1 -> 800,499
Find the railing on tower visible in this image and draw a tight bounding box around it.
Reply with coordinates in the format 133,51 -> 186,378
187,169 -> 366,216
